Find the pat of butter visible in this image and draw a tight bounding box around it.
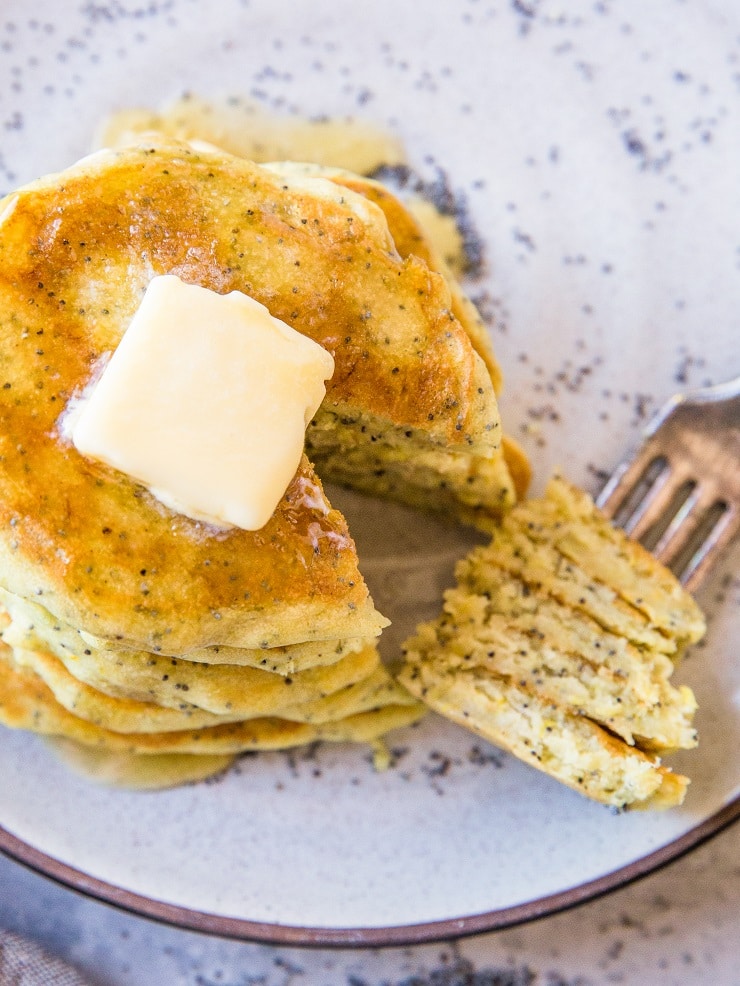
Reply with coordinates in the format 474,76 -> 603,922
71,275 -> 334,530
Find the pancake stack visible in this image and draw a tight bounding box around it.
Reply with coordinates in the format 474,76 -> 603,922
0,138 -> 525,785
0,457 -> 423,787
400,477 -> 706,809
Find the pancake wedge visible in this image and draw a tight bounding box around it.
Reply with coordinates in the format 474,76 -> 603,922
397,664 -> 688,809
400,476 -> 705,809
267,162 -> 525,526
261,162 -> 503,389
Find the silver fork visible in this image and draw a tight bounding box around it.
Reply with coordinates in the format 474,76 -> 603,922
596,375 -> 740,592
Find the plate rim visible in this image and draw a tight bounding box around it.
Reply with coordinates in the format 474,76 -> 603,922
1,795 -> 738,947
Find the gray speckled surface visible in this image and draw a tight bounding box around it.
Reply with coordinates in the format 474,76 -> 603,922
0,0 -> 739,975
1,821 -> 739,985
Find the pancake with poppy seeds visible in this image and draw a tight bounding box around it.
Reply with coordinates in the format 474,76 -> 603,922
0,644 -> 422,757
96,119 -> 529,524
5,635 -> 383,731
0,589 -> 368,676
0,137 -> 501,660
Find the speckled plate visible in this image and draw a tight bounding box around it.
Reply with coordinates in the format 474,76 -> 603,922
0,0 -> 738,947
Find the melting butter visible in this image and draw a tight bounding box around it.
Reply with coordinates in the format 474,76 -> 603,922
71,275 -> 334,531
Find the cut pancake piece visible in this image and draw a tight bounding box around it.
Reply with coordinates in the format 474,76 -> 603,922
503,478 -> 706,645
0,646 -> 423,756
400,476 -> 704,808
398,660 -> 688,809
406,588 -> 697,752
456,493 -> 705,657
0,137 -> 502,655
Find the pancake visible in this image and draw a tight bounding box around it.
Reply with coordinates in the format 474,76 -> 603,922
398,661 -> 688,809
0,589 -> 367,675
502,478 -> 706,644
404,587 -> 697,752
46,738 -> 236,790
99,100 -> 499,384
98,106 -> 531,522
0,646 -> 423,755
0,137 -> 501,656
262,162 -> 503,390
274,161 -> 527,525
400,476 -> 704,808
276,162 -> 525,526
7,639 -> 382,732
457,479 -> 705,656
308,427 -> 529,530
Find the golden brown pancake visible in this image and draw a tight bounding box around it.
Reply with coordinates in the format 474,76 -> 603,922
7,639 -> 383,732
0,588 -> 368,675
99,101 -> 500,386
98,109 -> 530,522
0,645 -> 423,755
0,137 -> 501,655
259,162 -> 526,524
263,162 -> 504,390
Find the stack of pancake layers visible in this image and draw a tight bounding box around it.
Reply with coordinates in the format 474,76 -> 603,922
400,477 -> 706,809
0,137 -> 518,786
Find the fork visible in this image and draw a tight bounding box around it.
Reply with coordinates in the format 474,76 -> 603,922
596,375 -> 740,592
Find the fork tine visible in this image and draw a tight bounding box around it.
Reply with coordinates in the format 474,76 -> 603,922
627,461 -> 708,545
651,481 -> 719,564
598,377 -> 740,592
601,453 -> 695,543
620,461 -> 679,541
595,444 -> 669,524
681,504 -> 739,592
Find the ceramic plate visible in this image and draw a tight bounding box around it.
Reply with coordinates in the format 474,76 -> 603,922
0,0 -> 738,946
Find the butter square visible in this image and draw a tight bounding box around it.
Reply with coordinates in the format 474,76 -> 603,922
71,275 -> 334,530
